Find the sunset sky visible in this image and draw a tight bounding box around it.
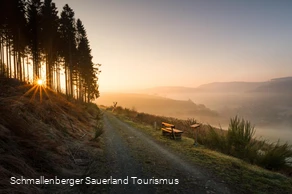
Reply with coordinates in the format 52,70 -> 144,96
54,0 -> 292,92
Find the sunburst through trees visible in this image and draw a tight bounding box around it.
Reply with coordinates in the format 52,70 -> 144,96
0,0 -> 100,103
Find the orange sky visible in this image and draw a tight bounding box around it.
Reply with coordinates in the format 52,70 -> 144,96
54,0 -> 292,92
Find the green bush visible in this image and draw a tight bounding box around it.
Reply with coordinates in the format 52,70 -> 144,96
244,140 -> 265,164
93,122 -> 104,140
258,141 -> 292,170
206,126 -> 227,152
227,116 -> 255,158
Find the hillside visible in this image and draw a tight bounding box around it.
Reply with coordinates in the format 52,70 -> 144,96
141,76 -> 292,94
95,92 -> 219,121
136,77 -> 292,136
1,78 -> 291,193
140,86 -> 199,94
0,78 -> 105,193
251,77 -> 292,93
197,82 -> 263,93
108,107 -> 292,193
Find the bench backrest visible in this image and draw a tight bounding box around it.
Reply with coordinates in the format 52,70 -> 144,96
162,122 -> 175,128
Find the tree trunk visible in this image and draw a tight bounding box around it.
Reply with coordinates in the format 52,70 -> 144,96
0,36 -> 3,74
26,56 -> 30,83
8,39 -> 12,78
13,50 -> 17,79
22,56 -> 25,82
18,51 -> 22,81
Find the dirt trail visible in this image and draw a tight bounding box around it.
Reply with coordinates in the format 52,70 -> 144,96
103,112 -> 232,194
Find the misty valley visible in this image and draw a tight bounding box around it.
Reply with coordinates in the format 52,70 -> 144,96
164,92 -> 292,143
97,77 -> 292,143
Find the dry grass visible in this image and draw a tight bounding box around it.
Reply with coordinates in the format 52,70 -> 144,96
0,78 -> 103,193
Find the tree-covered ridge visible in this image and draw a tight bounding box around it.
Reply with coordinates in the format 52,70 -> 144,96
0,0 -> 100,102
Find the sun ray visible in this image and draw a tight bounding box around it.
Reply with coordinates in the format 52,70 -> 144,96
40,85 -> 43,103
22,85 -> 38,97
42,86 -> 52,102
30,85 -> 39,102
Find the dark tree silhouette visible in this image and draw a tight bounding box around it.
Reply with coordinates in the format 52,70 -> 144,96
6,0 -> 27,81
40,0 -> 59,88
59,4 -> 77,97
27,0 -> 43,81
76,19 -> 100,102
0,0 -> 100,103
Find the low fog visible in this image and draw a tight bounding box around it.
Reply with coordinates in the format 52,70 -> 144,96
97,78 -> 292,143
166,92 -> 292,142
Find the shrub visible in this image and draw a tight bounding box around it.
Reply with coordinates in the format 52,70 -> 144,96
203,126 -> 227,152
93,122 -> 104,140
258,141 -> 292,170
245,140 -> 266,164
227,116 -> 255,158
86,102 -> 100,117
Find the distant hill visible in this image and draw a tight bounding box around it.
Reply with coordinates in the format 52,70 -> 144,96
197,82 -> 263,93
141,86 -> 198,94
141,76 -> 292,94
95,93 -> 218,120
250,77 -> 292,93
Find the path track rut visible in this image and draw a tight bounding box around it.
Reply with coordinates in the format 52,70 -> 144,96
103,112 -> 231,194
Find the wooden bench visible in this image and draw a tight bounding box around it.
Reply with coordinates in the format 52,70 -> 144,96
161,122 -> 183,140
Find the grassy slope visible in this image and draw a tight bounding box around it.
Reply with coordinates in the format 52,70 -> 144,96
96,92 -> 218,120
111,112 -> 292,194
0,78 -> 106,193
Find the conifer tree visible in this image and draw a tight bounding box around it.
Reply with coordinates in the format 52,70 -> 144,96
59,4 -> 77,97
40,0 -> 59,87
27,0 -> 42,80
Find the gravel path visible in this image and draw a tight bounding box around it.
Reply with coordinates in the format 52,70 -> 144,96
103,112 -> 231,194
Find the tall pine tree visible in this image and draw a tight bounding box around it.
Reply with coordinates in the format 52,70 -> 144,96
27,0 -> 42,81
40,0 -> 59,88
59,4 -> 76,97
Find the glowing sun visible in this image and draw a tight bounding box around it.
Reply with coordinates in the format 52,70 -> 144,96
37,79 -> 43,86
